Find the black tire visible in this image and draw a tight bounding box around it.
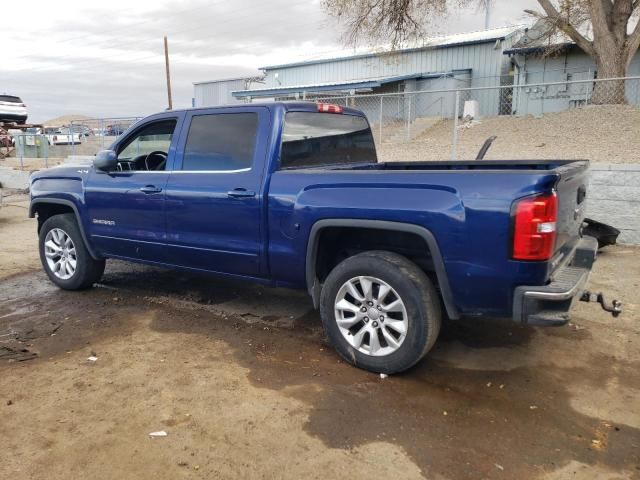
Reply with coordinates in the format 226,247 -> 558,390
39,213 -> 105,290
320,251 -> 442,374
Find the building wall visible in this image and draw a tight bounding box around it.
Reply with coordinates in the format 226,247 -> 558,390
511,49 -> 640,116
194,79 -> 249,107
588,163 -> 640,245
261,36 -> 519,118
263,41 -> 514,87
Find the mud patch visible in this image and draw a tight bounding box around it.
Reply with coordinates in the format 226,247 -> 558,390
0,345 -> 38,361
1,249 -> 639,479
145,294 -> 640,478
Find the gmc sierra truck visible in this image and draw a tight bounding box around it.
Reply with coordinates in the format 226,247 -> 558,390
29,102 -> 619,373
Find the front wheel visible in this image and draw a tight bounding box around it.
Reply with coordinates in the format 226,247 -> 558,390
320,251 -> 442,374
39,213 -> 105,290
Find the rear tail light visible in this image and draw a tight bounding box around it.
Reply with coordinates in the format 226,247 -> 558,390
317,103 -> 343,114
512,192 -> 558,261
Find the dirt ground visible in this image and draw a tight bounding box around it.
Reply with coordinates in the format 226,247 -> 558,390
1,201 -> 639,480
377,105 -> 640,163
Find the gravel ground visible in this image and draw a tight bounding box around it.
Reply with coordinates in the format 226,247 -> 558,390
377,105 -> 640,163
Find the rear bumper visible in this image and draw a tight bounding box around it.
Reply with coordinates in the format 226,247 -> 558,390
512,236 -> 598,326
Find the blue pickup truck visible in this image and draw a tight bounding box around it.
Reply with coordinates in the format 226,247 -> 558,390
29,102 -> 609,373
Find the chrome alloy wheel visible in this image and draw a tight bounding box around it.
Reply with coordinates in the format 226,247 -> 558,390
334,276 -> 409,357
44,228 -> 77,280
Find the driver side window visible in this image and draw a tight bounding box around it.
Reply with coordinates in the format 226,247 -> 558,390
116,119 -> 176,171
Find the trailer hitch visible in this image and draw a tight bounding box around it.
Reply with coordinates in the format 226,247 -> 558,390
580,291 -> 623,317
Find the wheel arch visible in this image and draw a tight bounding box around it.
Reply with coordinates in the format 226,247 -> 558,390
305,219 -> 459,319
30,198 -> 99,260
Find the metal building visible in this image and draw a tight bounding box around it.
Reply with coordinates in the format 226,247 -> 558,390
193,75 -> 263,107
230,26 -> 525,117
504,23 -> 640,115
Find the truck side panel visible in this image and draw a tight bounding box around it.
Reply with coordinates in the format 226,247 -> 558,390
268,169 -> 559,318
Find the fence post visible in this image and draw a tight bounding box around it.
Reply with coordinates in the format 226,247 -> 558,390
70,120 -> 75,157
585,68 -> 591,106
18,136 -> 24,169
406,95 -> 412,141
43,135 -> 48,168
451,90 -> 461,160
379,96 -> 383,141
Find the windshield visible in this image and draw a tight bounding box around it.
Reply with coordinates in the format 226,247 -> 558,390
280,112 -> 377,169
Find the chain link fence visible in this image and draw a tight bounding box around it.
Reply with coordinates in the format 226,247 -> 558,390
1,117 -> 142,170
312,76 -> 640,159
4,76 -> 639,168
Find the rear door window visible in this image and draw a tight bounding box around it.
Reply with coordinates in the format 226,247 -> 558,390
280,112 -> 377,169
182,113 -> 258,171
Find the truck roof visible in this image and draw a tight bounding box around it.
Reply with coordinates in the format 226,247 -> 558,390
166,101 -> 366,117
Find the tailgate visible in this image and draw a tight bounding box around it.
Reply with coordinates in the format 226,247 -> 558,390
553,161 -> 589,256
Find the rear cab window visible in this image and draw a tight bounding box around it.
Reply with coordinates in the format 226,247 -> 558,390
280,111 -> 377,169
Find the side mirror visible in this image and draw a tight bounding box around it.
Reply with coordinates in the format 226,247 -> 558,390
94,150 -> 117,172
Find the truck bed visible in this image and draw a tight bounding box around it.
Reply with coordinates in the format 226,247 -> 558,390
345,159 -> 588,172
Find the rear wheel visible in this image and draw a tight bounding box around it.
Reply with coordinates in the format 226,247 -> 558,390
39,213 -> 105,290
320,251 -> 442,374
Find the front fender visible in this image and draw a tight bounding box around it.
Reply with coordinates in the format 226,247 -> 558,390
29,171 -> 98,259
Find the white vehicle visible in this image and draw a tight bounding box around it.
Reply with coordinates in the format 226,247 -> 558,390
46,128 -> 81,146
0,95 -> 28,124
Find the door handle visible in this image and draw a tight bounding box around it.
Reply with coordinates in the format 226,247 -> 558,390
227,188 -> 256,198
139,185 -> 163,194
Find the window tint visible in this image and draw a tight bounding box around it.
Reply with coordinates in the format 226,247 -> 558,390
183,113 -> 258,171
118,120 -> 176,162
280,112 -> 377,169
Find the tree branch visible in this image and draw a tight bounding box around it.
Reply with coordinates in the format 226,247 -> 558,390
535,0 -> 595,56
626,14 -> 640,67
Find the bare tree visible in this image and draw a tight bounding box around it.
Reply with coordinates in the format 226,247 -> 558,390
528,1 -> 640,103
322,0 -> 475,47
323,0 -> 640,104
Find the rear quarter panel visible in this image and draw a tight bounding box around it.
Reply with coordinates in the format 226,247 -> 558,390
268,168 -> 560,317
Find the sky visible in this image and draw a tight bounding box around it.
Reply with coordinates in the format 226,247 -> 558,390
3,0 -> 539,122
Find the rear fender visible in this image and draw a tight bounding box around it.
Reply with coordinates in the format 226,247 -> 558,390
305,219 -> 459,319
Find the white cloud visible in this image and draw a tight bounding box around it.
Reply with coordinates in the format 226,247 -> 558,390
3,0 -> 538,122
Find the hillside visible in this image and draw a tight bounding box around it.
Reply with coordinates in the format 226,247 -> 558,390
43,114 -> 92,126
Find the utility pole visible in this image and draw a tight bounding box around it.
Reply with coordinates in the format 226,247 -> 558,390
164,35 -> 173,110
